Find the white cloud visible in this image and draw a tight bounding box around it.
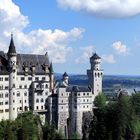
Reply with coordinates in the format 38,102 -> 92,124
112,41 -> 129,56
75,45 -> 94,63
0,0 -> 84,63
57,0 -> 140,18
102,54 -> 115,64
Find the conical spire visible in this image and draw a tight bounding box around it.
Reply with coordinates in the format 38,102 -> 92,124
63,72 -> 68,77
7,33 -> 16,56
90,52 -> 101,60
50,62 -> 54,74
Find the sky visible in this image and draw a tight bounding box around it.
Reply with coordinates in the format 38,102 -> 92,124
1,0 -> 140,75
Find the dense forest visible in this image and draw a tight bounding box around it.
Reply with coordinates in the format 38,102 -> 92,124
0,112 -> 64,140
85,93 -> 140,140
1,93 -> 140,140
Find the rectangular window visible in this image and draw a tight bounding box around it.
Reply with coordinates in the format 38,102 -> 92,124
5,86 -> 8,89
41,106 -> 43,109
0,110 -> 3,113
24,85 -> 27,88
5,77 -> 9,81
17,92 -> 20,96
0,85 -> 3,90
13,84 -> 15,88
0,77 -> 3,81
36,106 -> 38,110
28,77 -> 32,81
21,77 -> 25,81
35,77 -> 39,81
0,102 -> 3,105
5,109 -> 9,112
5,93 -> 8,98
42,77 -> 45,81
24,92 -> 27,96
5,101 -> 8,105
0,94 -> 3,98
19,85 -> 22,89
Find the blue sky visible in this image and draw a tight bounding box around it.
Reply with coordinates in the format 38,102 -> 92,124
1,0 -> 140,75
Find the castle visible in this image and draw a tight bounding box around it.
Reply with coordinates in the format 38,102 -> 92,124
0,35 -> 103,138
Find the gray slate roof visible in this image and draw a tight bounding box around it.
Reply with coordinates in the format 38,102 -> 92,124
66,85 -> 91,92
0,52 -> 50,75
90,53 -> 101,60
7,35 -> 16,55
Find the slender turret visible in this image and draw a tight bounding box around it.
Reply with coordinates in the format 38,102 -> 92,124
62,72 -> 69,86
49,62 -> 54,91
87,53 -> 103,102
8,34 -> 17,120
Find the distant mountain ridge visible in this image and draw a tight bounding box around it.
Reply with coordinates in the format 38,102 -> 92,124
55,73 -> 140,88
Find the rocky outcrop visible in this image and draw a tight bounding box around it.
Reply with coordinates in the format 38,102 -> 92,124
82,111 -> 93,140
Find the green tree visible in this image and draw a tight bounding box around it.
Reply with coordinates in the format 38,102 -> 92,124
94,93 -> 107,108
89,94 -> 140,140
131,92 -> 140,116
42,123 -> 64,140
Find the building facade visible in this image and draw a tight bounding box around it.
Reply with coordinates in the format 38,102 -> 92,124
0,35 -> 103,138
0,35 -> 54,121
49,53 -> 103,138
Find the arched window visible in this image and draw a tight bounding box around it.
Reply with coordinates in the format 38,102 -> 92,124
36,99 -> 39,103
98,73 -> 100,77
45,84 -> 48,88
95,73 -> 97,77
41,98 -> 44,102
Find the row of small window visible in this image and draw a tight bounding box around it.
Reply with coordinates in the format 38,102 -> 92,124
0,77 -> 9,81
0,92 -> 27,98
36,98 -> 44,103
74,92 -> 90,96
94,72 -> 103,78
37,92 -> 48,96
61,93 -> 69,96
0,101 -> 8,105
74,105 -> 89,109
14,92 -> 27,96
35,84 -> 48,89
36,106 -> 44,110
0,93 -> 8,98
74,99 -> 89,103
61,92 -> 90,97
12,84 -> 28,89
0,86 -> 9,90
60,99 -> 68,103
0,76 -> 46,82
0,85 -> 28,89
21,77 -> 46,81
0,99 -> 28,105
0,109 -> 9,113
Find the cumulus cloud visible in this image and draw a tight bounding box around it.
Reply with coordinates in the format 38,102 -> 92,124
57,0 -> 140,18
75,45 -> 94,63
112,41 -> 129,56
0,0 -> 84,63
102,54 -> 115,64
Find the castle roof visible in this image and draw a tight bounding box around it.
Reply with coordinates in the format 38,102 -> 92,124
66,85 -> 91,92
49,62 -> 54,74
90,53 -> 101,60
63,72 -> 68,77
7,34 -> 16,55
0,52 -> 50,75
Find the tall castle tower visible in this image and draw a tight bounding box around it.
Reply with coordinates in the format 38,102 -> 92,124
87,53 -> 103,101
8,34 -> 17,120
